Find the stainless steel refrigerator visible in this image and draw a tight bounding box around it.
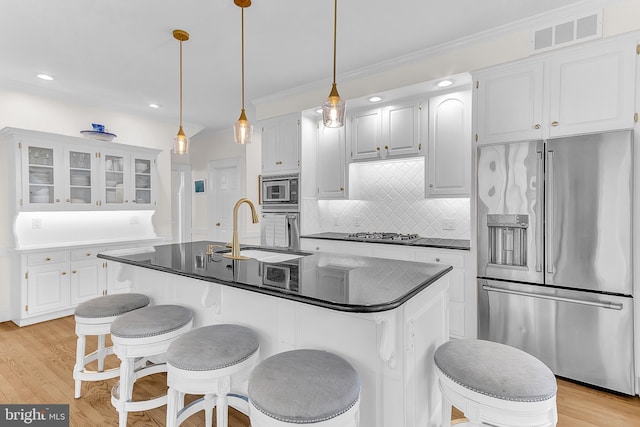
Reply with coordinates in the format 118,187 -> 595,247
477,130 -> 634,394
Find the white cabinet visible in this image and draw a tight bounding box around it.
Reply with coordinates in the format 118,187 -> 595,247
316,123 -> 346,199
3,127 -> 159,211
427,90 -> 472,197
474,35 -> 637,144
547,38 -> 636,137
300,238 -> 473,339
349,107 -> 382,160
349,98 -> 423,161
261,113 -> 301,174
14,242 -> 141,326
474,62 -> 544,144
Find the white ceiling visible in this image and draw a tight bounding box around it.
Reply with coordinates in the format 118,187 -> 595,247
1,0 -> 600,134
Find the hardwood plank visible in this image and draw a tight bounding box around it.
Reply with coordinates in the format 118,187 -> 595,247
1,316 -> 639,426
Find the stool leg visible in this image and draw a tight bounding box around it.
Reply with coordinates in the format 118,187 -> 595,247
441,395 -> 452,427
73,334 -> 86,399
204,393 -> 214,427
117,357 -> 134,427
216,394 -> 228,427
178,391 -> 185,412
97,334 -> 106,372
166,387 -> 179,427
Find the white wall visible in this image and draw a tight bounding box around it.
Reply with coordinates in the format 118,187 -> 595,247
0,86 -> 179,322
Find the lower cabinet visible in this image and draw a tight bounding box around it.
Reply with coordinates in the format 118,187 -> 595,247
301,238 -> 474,339
15,243 -> 140,326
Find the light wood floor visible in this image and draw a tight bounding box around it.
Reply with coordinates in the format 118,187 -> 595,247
1,316 -> 640,426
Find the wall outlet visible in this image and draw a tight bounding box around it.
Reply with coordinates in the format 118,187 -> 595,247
442,218 -> 456,230
32,218 -> 42,229
354,216 -> 362,227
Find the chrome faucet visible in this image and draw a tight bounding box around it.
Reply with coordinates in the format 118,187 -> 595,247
223,198 -> 259,260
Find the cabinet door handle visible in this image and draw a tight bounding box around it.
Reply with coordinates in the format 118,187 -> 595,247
46,257 -> 51,261
216,223 -> 221,227
551,121 -> 559,127
534,124 -> 541,129
435,257 -> 440,262
86,252 -> 91,257
376,147 -> 380,151
55,198 -> 60,203
275,161 -> 282,165
61,271 -> 67,275
66,198 -> 71,202
72,270 -> 77,274
340,187 -> 344,191
384,145 -> 389,150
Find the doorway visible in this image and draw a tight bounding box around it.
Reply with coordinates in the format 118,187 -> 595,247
171,164 -> 192,243
208,157 -> 244,242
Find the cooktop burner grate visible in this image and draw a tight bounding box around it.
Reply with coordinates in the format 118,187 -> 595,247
347,232 -> 420,242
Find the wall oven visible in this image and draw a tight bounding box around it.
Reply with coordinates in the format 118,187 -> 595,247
260,173 -> 299,212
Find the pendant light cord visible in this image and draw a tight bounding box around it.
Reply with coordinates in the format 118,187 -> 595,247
241,7 -> 246,111
179,38 -> 183,127
332,0 -> 337,86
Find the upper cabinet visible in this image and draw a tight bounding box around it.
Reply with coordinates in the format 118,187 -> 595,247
3,127 -> 160,212
474,62 -> 544,144
316,122 -> 346,199
349,98 -> 423,161
474,35 -> 637,144
427,90 -> 471,197
261,113 -> 301,174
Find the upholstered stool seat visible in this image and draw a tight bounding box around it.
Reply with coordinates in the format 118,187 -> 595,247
73,293 -> 150,398
165,324 -> 260,427
434,339 -> 558,427
248,349 -> 361,426
110,304 -> 193,427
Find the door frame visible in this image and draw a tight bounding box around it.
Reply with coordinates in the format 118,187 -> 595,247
208,157 -> 245,242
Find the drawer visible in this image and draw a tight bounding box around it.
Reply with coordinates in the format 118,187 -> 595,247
413,250 -> 464,268
27,251 -> 70,266
71,248 -> 103,261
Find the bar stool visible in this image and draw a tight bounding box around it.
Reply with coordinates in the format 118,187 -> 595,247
434,339 -> 558,427
73,293 -> 150,398
165,324 -> 260,427
110,304 -> 193,427
248,349 -> 361,426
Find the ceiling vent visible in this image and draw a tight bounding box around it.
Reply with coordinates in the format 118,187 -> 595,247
531,10 -> 602,54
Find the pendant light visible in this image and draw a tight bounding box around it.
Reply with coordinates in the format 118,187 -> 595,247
322,0 -> 345,128
233,0 -> 253,144
173,29 -> 190,155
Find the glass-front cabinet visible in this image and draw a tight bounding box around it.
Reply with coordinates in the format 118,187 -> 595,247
67,149 -> 97,207
6,128 -> 159,211
103,153 -> 127,206
26,144 -> 59,206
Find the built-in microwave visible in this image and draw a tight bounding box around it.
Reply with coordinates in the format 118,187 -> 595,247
260,173 -> 299,211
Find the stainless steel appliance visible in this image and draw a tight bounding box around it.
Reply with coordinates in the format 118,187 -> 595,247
260,173 -> 299,212
260,212 -> 300,250
477,130 -> 634,394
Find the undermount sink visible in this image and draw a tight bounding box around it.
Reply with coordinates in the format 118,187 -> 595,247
219,248 -> 306,263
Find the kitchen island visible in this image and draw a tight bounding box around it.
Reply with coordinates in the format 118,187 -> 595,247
98,241 -> 452,427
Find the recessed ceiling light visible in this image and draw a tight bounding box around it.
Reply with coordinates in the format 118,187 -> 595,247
149,103 -> 161,109
368,96 -> 382,102
437,80 -> 453,88
37,74 -> 54,81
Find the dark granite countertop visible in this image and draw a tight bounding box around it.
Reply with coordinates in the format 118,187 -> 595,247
301,232 -> 470,251
98,241 -> 452,314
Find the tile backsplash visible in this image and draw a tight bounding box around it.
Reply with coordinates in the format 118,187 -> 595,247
303,157 -> 470,239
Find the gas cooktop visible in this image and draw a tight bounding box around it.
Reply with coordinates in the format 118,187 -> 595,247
346,232 -> 421,243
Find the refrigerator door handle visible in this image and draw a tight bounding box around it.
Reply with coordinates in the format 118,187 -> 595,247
536,148 -> 544,272
546,150 -> 554,274
482,285 -> 624,310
